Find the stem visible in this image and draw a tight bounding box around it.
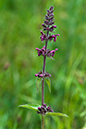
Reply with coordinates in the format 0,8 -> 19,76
42,30 -> 49,129
42,49 -> 47,105
42,30 -> 49,105
42,78 -> 44,105
42,116 -> 44,129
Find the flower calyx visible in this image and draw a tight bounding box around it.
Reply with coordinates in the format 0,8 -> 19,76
36,46 -> 58,57
40,31 -> 60,42
37,104 -> 53,115
35,71 -> 51,78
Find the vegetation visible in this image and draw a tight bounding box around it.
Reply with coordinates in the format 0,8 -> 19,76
0,0 -> 86,129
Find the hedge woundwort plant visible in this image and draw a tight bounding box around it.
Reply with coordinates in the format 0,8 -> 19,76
19,6 -> 68,129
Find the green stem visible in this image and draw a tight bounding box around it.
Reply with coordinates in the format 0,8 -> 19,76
42,116 -> 45,129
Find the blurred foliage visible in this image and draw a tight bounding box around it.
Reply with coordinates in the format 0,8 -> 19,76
0,0 -> 86,129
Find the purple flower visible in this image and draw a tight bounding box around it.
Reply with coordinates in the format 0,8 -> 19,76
50,6 -> 54,10
48,34 -> 60,42
41,106 -> 44,109
45,15 -> 54,20
47,106 -> 51,110
49,21 -> 54,25
36,46 -> 46,56
35,74 -> 38,77
44,20 -> 49,25
46,106 -> 54,112
39,74 -> 43,77
36,46 -> 58,58
42,24 -> 46,28
37,104 -> 53,114
49,25 -> 57,32
48,13 -> 53,17
42,46 -> 45,50
38,107 -> 41,111
52,25 -> 57,28
50,48 -> 58,57
43,103 -> 46,107
36,48 -> 42,56
35,71 -> 51,78
42,24 -> 57,32
40,5 -> 60,42
40,31 -> 46,41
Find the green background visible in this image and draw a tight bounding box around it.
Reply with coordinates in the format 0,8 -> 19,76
0,0 -> 86,129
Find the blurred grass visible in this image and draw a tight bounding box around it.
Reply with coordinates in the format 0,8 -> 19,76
0,0 -> 86,129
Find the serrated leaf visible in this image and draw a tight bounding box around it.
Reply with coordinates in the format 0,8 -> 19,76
45,78 -> 51,92
36,78 -> 43,92
19,104 -> 41,111
46,112 -> 68,117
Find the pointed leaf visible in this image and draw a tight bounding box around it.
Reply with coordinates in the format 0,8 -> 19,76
46,112 -> 68,117
19,104 -> 41,111
36,78 -> 43,92
45,78 -> 51,92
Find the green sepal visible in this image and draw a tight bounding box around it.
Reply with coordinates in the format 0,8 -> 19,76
46,112 -> 68,117
19,104 -> 41,111
45,77 -> 51,92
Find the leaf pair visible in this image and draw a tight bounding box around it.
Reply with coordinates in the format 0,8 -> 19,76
19,104 -> 68,117
36,78 -> 51,92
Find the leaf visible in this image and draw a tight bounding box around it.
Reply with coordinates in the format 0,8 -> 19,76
36,78 -> 43,92
19,104 -> 41,111
46,112 -> 68,117
45,78 -> 51,92
80,110 -> 86,117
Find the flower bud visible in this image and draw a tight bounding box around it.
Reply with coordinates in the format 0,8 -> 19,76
55,48 -> 58,51
41,106 -> 44,109
49,74 -> 51,77
44,20 -> 49,25
39,74 -> 43,77
38,107 -> 41,111
35,74 -> 38,77
42,24 -> 46,28
43,103 -> 46,107
53,25 -> 57,28
50,6 -> 54,10
56,34 -> 60,36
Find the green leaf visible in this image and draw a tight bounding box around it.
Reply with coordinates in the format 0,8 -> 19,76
80,110 -> 86,117
36,78 -> 43,92
19,104 -> 41,111
45,78 -> 51,92
46,112 -> 68,117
